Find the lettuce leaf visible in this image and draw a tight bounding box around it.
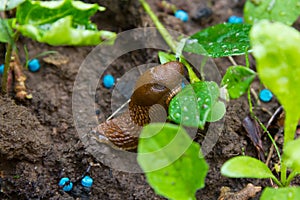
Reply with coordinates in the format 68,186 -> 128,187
14,0 -> 115,46
0,0 -> 25,11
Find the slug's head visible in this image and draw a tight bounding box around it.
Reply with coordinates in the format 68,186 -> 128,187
131,61 -> 184,107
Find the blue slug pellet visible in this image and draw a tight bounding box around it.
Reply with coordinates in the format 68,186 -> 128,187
59,177 -> 73,192
175,10 -> 189,22
28,59 -> 41,72
103,74 -> 115,89
228,16 -> 243,24
259,89 -> 273,102
0,64 -> 4,75
81,175 -> 93,188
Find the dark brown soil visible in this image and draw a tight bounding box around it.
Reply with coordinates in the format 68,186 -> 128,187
0,0 -> 297,199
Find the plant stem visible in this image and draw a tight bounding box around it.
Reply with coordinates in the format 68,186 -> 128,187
281,164 -> 287,186
139,0 -> 200,83
245,48 -> 250,68
2,42 -> 12,93
180,56 -> 200,83
139,0 -> 176,52
247,88 -> 253,116
286,171 -> 298,186
1,32 -> 19,94
272,176 -> 283,187
253,115 -> 281,163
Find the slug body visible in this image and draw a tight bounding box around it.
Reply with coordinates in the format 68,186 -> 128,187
94,61 -> 184,150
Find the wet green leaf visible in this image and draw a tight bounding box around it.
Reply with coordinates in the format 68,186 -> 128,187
184,23 -> 251,58
0,19 -> 14,44
137,123 -> 208,200
283,138 -> 300,172
0,0 -> 25,11
169,81 -> 225,128
14,0 -> 115,46
221,65 -> 256,99
250,20 -> 300,143
244,0 -> 300,26
221,156 -> 276,180
261,187 -> 300,200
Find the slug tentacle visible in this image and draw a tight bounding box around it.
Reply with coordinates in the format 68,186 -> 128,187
94,61 -> 184,150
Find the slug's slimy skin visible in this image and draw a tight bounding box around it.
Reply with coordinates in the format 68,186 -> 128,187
94,61 -> 184,150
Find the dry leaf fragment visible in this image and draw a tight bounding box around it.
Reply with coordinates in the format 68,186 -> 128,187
43,53 -> 69,66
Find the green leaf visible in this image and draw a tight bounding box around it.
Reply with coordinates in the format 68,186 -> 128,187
0,0 -> 25,11
158,51 -> 176,64
250,20 -> 300,143
184,23 -> 252,58
14,0 -> 115,46
261,187 -> 300,200
221,65 -> 256,99
244,0 -> 300,26
221,156 -> 276,180
207,101 -> 226,122
137,123 -> 208,200
0,19 -> 14,44
175,38 -> 187,58
283,138 -> 300,172
169,81 -> 225,128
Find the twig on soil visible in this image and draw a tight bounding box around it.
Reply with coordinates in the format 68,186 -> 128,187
106,99 -> 131,121
250,88 -> 261,107
11,52 -> 31,100
228,56 -> 237,66
265,134 -> 279,167
266,106 -> 283,129
264,106 -> 284,168
218,183 -> 261,200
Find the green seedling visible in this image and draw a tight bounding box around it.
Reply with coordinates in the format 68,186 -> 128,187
221,65 -> 256,99
137,123 -> 208,200
221,20 -> 300,199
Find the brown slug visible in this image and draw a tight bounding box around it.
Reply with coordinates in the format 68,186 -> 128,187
93,61 -> 184,150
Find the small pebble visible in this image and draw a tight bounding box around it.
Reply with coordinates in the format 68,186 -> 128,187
59,177 -> 73,192
192,7 -> 212,22
102,74 -> 115,89
228,15 -> 243,24
0,64 -> 4,75
259,89 -> 273,102
28,59 -> 40,72
81,175 -> 93,188
175,10 -> 189,22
